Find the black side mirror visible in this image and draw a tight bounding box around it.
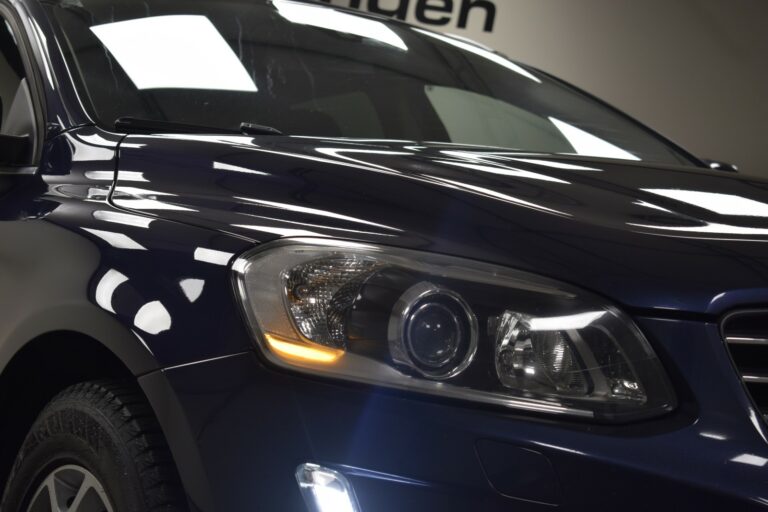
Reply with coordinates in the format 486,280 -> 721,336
703,159 -> 739,173
0,134 -> 30,166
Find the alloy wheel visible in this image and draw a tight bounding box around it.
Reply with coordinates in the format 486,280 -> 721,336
26,465 -> 114,512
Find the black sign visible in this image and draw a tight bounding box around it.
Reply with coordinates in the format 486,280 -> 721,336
317,0 -> 497,32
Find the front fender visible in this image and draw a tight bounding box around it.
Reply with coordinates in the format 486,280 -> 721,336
0,184 -> 256,376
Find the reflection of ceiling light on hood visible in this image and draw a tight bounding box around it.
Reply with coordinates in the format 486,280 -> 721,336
643,189 -> 768,217
549,118 -> 641,161
274,0 -> 408,51
431,177 -> 571,217
438,159 -> 570,184
91,15 -> 258,92
507,158 -> 602,172
413,28 -> 540,83
629,221 -> 768,237
634,200 -> 672,213
731,454 -> 768,467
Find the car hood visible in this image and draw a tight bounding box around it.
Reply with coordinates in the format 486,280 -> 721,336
113,134 -> 768,315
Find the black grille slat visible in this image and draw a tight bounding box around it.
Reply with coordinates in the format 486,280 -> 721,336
726,337 -> 768,346
724,312 -> 768,339
723,311 -> 768,419
724,343 -> 768,373
743,374 -> 768,384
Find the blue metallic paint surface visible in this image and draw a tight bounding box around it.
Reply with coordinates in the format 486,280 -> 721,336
150,318 -> 768,510
113,135 -> 768,315
1,0 -> 768,510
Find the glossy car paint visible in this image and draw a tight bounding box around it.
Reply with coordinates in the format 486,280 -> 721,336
1,0 -> 767,510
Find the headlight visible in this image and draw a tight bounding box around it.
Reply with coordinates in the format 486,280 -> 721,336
234,239 -> 675,422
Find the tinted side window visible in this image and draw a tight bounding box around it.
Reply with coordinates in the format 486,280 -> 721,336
0,15 -> 35,166
0,18 -> 24,127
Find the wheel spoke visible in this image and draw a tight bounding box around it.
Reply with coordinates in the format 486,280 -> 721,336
67,471 -> 113,512
25,475 -> 53,512
66,474 -> 93,512
47,479 -> 59,512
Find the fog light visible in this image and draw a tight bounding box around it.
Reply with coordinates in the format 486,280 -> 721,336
296,463 -> 360,512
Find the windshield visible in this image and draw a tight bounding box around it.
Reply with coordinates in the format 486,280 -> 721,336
46,0 -> 695,165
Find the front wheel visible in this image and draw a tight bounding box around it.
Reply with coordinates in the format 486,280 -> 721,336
1,381 -> 187,512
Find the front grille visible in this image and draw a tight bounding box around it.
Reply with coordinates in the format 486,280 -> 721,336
722,310 -> 768,420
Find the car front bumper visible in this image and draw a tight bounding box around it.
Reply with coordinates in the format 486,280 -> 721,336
141,317 -> 768,511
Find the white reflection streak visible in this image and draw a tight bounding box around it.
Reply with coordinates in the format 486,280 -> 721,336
95,269 -> 129,314
94,210 -> 154,229
77,133 -> 145,150
82,228 -> 147,250
134,301 -> 172,335
214,161 -> 268,176
29,18 -> 54,87
634,200 -> 673,213
114,186 -> 172,197
75,147 -> 114,162
155,133 -> 257,147
507,158 -> 603,172
113,186 -> 196,212
315,148 -> 412,176
628,222 -> 768,236
700,432 -> 727,441
232,224 -> 327,238
749,409 -> 768,444
413,28 -> 540,83
179,278 -> 205,303
440,150 -> 506,164
113,199 -> 196,212
91,15 -> 258,92
235,197 -> 403,231
87,187 -> 111,201
84,171 -> 116,181
532,441 -> 586,456
274,0 -> 408,51
238,213 -> 396,237
437,159 -> 570,184
430,177 -> 572,217
731,454 -> 768,467
244,147 -> 395,174
194,247 -> 234,266
131,329 -> 155,357
119,171 -> 149,182
549,118 -> 641,161
529,311 -> 605,331
643,189 -> 768,217
296,136 -> 415,144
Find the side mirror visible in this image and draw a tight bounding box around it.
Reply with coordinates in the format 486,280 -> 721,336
0,134 -> 30,166
704,159 -> 739,173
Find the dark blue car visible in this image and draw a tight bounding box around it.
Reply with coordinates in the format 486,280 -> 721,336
1,0 -> 766,510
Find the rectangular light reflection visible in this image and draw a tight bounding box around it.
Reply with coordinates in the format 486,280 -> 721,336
91,15 -> 258,92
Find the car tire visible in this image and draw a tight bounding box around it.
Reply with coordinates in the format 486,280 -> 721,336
1,380 -> 187,512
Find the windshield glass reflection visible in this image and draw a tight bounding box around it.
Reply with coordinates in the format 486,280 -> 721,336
50,0 -> 694,165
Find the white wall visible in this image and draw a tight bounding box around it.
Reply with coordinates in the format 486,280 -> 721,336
323,0 -> 768,175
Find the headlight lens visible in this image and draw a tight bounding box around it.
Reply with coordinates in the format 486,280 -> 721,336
234,239 -> 675,422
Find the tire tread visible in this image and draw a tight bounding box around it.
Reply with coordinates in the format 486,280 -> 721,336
1,380 -> 187,512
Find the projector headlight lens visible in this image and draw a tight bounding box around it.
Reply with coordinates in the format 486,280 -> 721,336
234,239 -> 675,422
390,283 -> 478,379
